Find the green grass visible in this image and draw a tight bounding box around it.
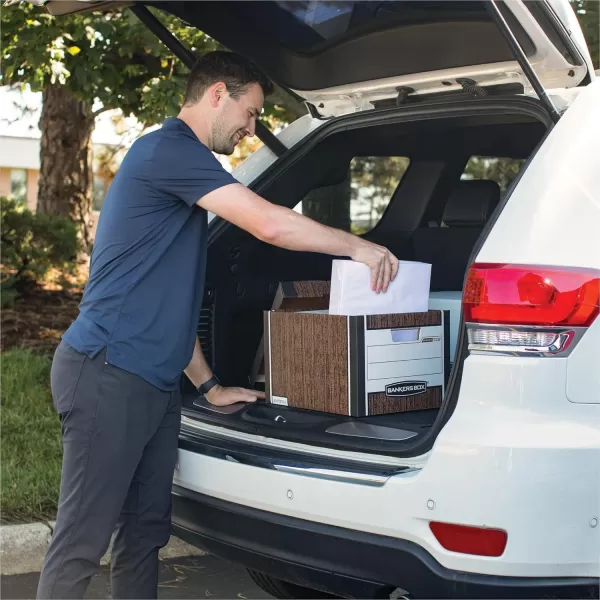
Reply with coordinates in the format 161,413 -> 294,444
1,349 -> 62,523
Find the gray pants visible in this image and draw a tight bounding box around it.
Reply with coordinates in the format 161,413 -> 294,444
37,341 -> 181,599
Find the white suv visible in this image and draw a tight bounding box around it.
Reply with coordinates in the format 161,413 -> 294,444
39,0 -> 600,597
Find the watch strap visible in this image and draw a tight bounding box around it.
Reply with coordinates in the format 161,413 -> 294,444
197,374 -> 220,396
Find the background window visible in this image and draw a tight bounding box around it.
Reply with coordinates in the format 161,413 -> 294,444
461,156 -> 525,193
297,156 -> 410,235
93,176 -> 107,211
10,169 -> 27,206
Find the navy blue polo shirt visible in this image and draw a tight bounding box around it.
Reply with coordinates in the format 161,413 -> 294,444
63,117 -> 236,391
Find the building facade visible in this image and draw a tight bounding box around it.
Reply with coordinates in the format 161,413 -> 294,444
0,134 -> 113,213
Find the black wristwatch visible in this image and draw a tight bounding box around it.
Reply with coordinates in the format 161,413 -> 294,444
197,374 -> 220,396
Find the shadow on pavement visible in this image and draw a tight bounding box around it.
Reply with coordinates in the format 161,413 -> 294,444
1,555 -> 269,599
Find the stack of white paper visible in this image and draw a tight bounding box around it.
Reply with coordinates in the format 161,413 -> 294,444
329,259 -> 431,316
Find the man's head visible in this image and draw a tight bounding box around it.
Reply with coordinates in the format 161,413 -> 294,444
182,51 -> 273,155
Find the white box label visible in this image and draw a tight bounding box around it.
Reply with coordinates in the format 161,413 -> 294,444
271,395 -> 289,406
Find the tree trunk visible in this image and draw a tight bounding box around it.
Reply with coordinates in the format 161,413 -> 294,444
38,84 -> 95,250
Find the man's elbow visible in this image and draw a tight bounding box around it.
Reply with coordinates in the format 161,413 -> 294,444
243,202 -> 295,245
254,220 -> 283,245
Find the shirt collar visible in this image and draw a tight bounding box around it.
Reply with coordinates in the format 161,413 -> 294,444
162,117 -> 198,139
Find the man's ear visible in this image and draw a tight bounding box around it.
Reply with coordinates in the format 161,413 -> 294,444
207,82 -> 227,108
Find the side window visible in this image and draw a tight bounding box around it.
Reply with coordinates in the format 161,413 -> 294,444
296,156 -> 410,235
350,156 -> 410,234
461,156 -> 525,193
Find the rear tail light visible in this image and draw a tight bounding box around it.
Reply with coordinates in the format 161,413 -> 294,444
464,264 -> 599,327
430,521 -> 507,557
463,264 -> 599,356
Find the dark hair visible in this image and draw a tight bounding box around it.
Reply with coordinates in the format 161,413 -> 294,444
183,51 -> 273,105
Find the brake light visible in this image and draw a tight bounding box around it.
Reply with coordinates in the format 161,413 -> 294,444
464,264 -> 600,327
430,522 -> 507,557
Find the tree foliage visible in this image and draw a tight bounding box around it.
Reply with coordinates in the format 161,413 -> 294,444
2,4 -> 213,124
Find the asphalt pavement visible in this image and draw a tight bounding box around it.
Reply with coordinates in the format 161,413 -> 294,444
1,555 -> 269,599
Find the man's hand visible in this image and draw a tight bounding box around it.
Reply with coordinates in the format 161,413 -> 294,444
205,384 -> 265,407
350,241 -> 399,293
185,339 -> 265,407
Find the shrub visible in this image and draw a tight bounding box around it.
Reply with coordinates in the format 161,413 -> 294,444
1,196 -> 81,306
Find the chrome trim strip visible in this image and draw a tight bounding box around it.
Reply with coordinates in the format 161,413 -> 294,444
272,464 -> 394,487
326,422 -> 418,441
465,324 -> 586,358
364,318 -> 369,415
180,416 -> 426,468
267,311 -> 273,397
347,316 -> 351,415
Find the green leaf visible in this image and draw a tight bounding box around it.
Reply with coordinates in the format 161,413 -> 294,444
67,46 -> 81,56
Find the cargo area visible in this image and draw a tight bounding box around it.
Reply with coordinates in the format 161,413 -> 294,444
181,103 -> 550,455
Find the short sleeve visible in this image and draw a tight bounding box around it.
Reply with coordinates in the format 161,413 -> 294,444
151,136 -> 238,207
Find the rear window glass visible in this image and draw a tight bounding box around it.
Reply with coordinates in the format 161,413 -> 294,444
461,156 -> 525,193
295,156 -> 410,235
273,1 -> 357,50
266,1 -> 495,53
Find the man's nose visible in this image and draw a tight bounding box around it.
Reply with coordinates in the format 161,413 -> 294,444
246,119 -> 256,138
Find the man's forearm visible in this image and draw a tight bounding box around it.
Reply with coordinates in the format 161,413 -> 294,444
184,337 -> 212,388
197,184 -> 367,259
263,204 -> 365,258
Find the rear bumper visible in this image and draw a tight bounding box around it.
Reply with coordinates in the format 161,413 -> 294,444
171,485 -> 598,599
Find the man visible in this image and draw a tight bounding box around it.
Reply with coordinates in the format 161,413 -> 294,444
37,51 -> 398,599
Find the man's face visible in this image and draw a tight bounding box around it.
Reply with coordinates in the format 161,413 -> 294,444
211,83 -> 264,155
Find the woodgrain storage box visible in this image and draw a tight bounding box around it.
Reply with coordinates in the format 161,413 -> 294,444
264,308 -> 450,417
